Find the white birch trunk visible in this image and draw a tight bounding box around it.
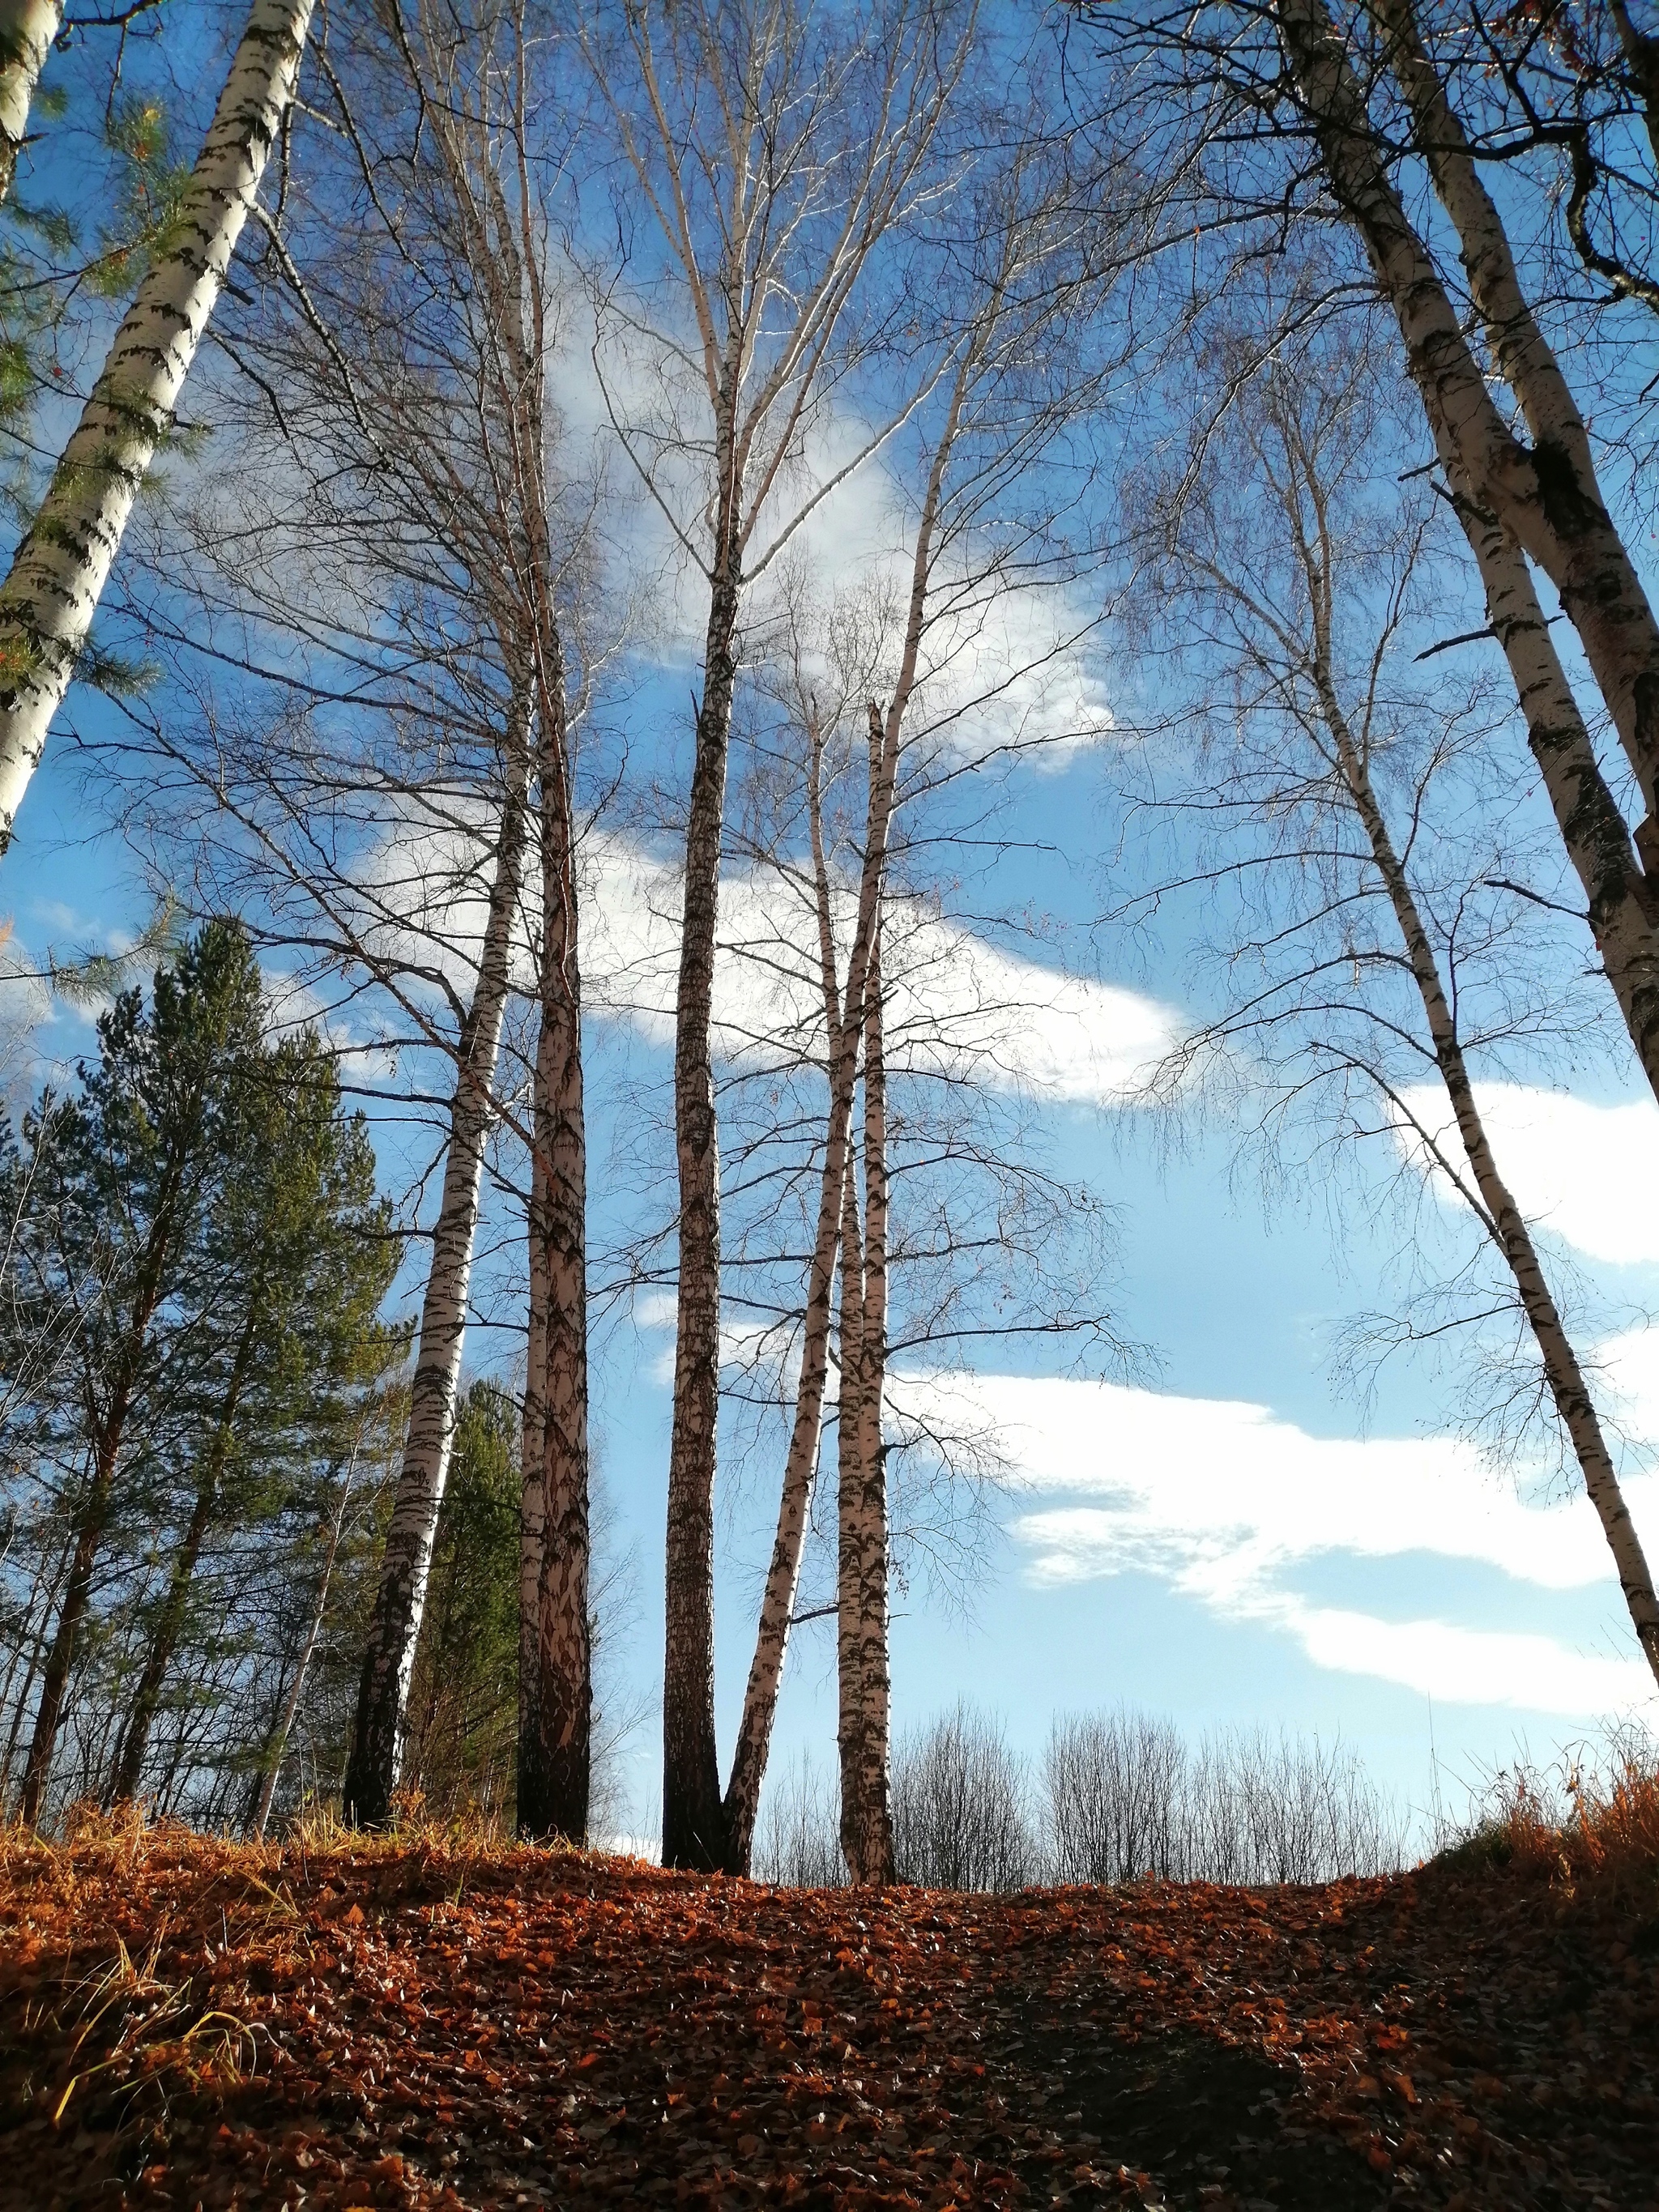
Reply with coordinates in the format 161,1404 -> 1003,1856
662,520 -> 742,1871
518,1102 -> 549,1801
1274,0 -> 1659,818
0,2 -> 60,206
834,1127 -> 870,1880
1311,665 -> 1659,1690
521,671 -> 591,1844
1442,472 -> 1659,1103
722,718 -> 855,1873
0,0 -> 314,852
1368,0 -> 1659,814
721,372 -> 966,1870
343,715 -> 531,1826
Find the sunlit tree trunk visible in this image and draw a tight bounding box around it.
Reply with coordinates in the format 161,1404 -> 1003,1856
251,1438 -> 360,1839
518,1094 -> 549,1820
849,923 -> 894,1882
1367,0 -> 1659,812
720,373 -> 959,1869
0,2 -> 60,207
343,707 -> 531,1828
1442,474 -> 1659,1102
1273,0 -> 1659,826
721,714 -> 856,1874
834,1124 -> 870,1881
1610,0 -> 1659,169
0,0 -> 316,854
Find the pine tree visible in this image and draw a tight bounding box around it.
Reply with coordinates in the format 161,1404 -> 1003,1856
7,919 -> 261,1821
107,1029 -> 395,1804
0,918 -> 394,1824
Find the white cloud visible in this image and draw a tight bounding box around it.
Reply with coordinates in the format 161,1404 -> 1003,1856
1394,1080 -> 1659,1268
587,296 -> 1115,764
584,835 -> 1177,1105
889,1367 -> 1659,1718
350,814 -> 1179,1107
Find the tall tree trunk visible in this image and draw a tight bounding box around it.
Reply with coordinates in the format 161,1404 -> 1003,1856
720,715 -> 855,1874
343,710 -> 531,1828
1610,0 -> 1659,170
518,671 -> 591,1845
719,377 -> 958,1873
19,1157 -> 183,1824
1273,0 -> 1659,824
251,1438 -> 360,1839
0,1522 -> 70,1792
517,1070 -> 550,1822
0,0 -> 316,854
834,1128 -> 871,1882
849,924 -> 894,1883
1441,472 -> 1659,1101
1367,0 -> 1659,812
1315,669 -> 1659,1686
108,1301 -> 260,1805
0,2 -> 60,207
662,531 -> 741,1872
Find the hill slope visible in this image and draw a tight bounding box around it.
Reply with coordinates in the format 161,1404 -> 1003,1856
0,1821 -> 1652,2210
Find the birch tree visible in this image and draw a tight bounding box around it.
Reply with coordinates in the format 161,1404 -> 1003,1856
0,2 -> 60,207
838,918 -> 895,1882
78,0 -> 602,1834
1073,0 -> 1659,1111
1255,0 -> 1659,820
1258,0 -> 1659,1084
322,1 -> 595,1838
1132,328 -> 1659,1686
719,685 -> 896,1876
339,673 -> 534,1826
580,0 -> 975,1870
249,1420 -> 366,1838
0,0 -> 315,854
714,121 -> 1129,1875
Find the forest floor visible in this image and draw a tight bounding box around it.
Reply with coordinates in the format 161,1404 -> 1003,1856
0,1815 -> 1653,2212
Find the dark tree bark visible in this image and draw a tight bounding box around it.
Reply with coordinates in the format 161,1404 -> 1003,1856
518,667 -> 592,1845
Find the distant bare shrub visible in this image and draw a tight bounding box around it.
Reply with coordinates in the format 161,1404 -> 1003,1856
1044,1709 -> 1188,1883
754,1704 -> 1403,1891
1043,1709 -> 1404,1886
893,1703 -> 1032,1891
753,1750 -> 845,1888
1180,1726 -> 1402,1883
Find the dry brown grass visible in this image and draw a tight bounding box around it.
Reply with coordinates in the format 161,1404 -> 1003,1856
1445,1741 -> 1659,1907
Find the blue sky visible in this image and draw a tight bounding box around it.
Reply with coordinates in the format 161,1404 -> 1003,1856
17,681 -> 1657,1850
4,0 -> 1658,1854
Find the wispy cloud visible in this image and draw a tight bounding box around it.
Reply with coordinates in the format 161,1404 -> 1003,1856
349,816 -> 1179,1106
586,837 -> 1177,1104
889,1367 -> 1659,1718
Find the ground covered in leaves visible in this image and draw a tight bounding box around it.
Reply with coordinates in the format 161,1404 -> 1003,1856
1,1820 -> 1654,2211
